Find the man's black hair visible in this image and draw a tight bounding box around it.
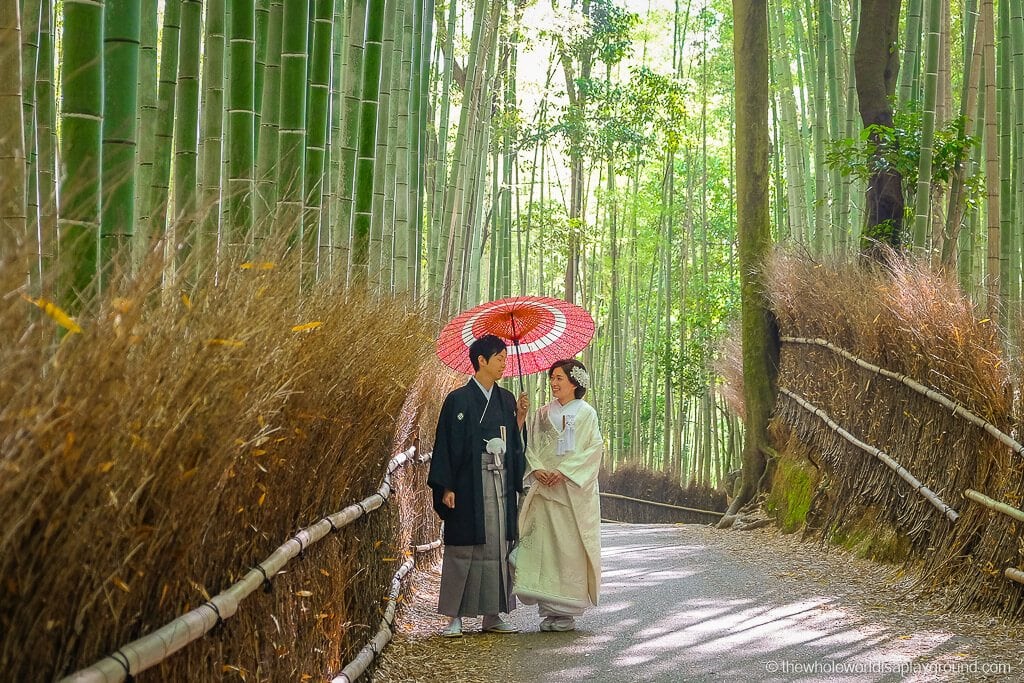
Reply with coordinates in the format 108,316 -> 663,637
469,334 -> 507,371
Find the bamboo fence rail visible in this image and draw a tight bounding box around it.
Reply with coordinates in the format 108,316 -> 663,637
598,491 -> 725,517
964,489 -> 1024,524
63,445 -> 430,683
781,336 -> 1024,587
331,553 -> 417,683
781,336 -> 1024,457
779,387 -> 960,523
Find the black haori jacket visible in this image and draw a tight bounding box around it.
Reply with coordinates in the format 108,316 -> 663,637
427,380 -> 525,546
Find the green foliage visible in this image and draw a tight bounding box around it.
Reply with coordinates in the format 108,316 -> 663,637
860,218 -> 899,251
825,104 -> 980,221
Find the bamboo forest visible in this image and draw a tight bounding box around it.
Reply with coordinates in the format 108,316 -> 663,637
4,0 -> 1024,679
6,0 -> 1024,486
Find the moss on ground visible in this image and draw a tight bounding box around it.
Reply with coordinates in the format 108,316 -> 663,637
828,508 -> 911,563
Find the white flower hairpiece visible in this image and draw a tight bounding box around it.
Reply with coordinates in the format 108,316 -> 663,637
569,366 -> 590,389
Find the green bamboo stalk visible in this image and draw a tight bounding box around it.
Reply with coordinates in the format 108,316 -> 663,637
58,0 -> 105,303
769,0 -> 809,243
36,0 -> 56,280
324,0 -> 346,277
380,0 -> 408,291
100,0 -> 142,279
944,0 -> 980,267
911,0 -> 941,249
811,0 -> 826,255
427,0 -> 457,297
254,0 -> 270,157
254,0 -> 283,239
981,0 -> 999,313
172,0 -> 203,269
392,0 -> 415,292
842,0 -> 861,248
791,1 -> 816,219
21,0 -> 40,251
439,0 -> 496,315
996,0 -> 1014,315
821,0 -> 842,250
227,0 -> 256,252
199,0 -> 226,266
335,0 -> 367,283
133,0 -> 159,266
350,0 -> 386,286
303,0 -> 335,279
369,0 -> 398,290
143,0 -> 182,254
273,0 -> 308,256
412,0 -> 435,296
1,0 -> 27,248
1012,0 -> 1024,315
898,0 -> 924,109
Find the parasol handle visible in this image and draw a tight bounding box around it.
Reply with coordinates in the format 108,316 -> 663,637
509,312 -> 526,395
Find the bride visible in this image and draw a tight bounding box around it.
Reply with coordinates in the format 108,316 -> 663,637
513,359 -> 603,632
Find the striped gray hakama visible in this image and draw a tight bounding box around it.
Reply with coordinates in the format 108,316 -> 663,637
437,452 -> 516,617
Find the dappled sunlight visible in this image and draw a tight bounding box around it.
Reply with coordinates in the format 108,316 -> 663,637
511,525 -> 1000,682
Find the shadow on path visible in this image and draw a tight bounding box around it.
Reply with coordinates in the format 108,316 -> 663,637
503,523 -> 1016,682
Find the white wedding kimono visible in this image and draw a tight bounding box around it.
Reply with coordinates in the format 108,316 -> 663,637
514,398 -> 602,615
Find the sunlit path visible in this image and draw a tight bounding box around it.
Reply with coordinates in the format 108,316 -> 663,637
500,524 -> 1019,683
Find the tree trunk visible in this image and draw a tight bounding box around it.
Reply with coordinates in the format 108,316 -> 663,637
855,0 -> 903,253
720,0 -> 778,526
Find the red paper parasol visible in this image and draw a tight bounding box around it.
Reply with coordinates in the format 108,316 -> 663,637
436,296 -> 595,380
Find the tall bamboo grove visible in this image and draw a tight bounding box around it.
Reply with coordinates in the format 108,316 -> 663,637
5,0 -> 436,306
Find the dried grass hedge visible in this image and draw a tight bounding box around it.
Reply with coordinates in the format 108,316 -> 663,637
728,250 -> 1024,619
599,465 -> 728,524
0,248 -> 449,680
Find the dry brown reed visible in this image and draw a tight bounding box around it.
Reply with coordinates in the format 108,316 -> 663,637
599,465 -> 728,524
0,241 -> 447,680
760,250 -> 1023,619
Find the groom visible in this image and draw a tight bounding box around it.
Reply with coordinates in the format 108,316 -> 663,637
427,334 -> 529,637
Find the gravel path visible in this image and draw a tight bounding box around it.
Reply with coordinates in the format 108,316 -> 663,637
372,523 -> 1024,682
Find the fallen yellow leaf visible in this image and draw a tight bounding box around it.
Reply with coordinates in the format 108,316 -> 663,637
291,321 -> 323,332
294,590 -> 313,597
240,262 -> 275,270
257,492 -> 266,506
111,577 -> 131,593
98,461 -> 115,473
180,293 -> 192,310
21,294 -> 82,333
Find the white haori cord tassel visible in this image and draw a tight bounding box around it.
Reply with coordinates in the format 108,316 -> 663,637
557,415 -> 576,455
485,426 -> 507,468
